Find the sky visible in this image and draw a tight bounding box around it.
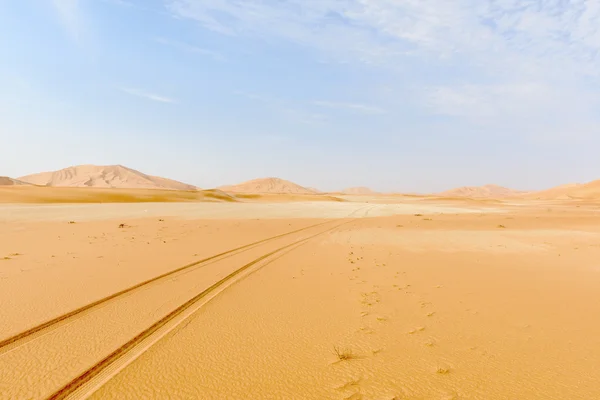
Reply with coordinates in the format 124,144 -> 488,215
1,0 -> 600,192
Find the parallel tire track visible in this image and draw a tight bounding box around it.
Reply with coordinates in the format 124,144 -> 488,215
46,218 -> 357,400
0,220 -> 336,352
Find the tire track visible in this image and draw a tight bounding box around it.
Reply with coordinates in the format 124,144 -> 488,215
46,218 -> 357,400
0,219 -> 336,353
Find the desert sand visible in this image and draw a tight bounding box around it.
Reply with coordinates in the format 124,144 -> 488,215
1,187 -> 600,399
18,165 -> 197,191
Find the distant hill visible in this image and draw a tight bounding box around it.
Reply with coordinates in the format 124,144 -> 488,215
0,176 -> 30,186
439,184 -> 526,198
218,177 -> 317,194
342,187 -> 377,195
525,180 -> 600,200
18,165 -> 198,191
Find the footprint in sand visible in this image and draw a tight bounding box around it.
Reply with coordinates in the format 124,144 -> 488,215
336,378 -> 361,393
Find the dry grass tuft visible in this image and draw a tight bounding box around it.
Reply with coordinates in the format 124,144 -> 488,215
333,346 -> 356,361
436,365 -> 451,374
497,224 -> 506,228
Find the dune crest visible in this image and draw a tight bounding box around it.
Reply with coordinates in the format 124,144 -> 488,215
439,184 -> 525,198
218,177 -> 317,194
18,165 -> 197,191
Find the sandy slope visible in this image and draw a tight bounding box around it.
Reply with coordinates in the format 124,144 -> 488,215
0,186 -> 232,204
2,199 -> 600,399
0,177 -> 30,186
18,165 -> 197,191
525,179 -> 600,200
219,177 -> 317,194
439,184 -> 526,198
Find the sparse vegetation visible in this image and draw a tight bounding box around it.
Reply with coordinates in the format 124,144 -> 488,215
414,213 -> 423,216
497,224 -> 506,228
436,365 -> 451,374
333,346 -> 356,361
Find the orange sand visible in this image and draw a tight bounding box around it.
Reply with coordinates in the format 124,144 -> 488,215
1,197 -> 599,399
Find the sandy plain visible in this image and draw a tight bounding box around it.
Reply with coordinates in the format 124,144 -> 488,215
1,190 -> 600,399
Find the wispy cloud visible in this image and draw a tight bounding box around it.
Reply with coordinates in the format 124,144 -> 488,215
166,0 -> 600,139
313,101 -> 385,115
155,38 -> 224,60
101,0 -> 134,6
120,87 -> 176,103
164,1 -> 600,76
50,0 -> 84,41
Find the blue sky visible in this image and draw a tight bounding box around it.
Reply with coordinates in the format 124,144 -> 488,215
1,0 -> 599,192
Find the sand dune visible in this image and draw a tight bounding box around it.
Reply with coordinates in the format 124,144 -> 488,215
439,184 -> 526,198
525,180 -> 600,200
219,177 -> 317,194
0,177 -> 30,186
0,186 -> 234,204
18,165 -> 197,191
342,186 -> 377,195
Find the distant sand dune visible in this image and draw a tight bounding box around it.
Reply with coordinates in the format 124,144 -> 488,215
342,187 -> 378,195
0,187 -> 345,204
0,186 -> 233,204
219,177 -> 317,194
525,180 -> 600,200
18,165 -> 197,191
439,184 -> 526,198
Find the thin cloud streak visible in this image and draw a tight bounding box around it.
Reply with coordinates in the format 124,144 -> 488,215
120,87 -> 177,103
313,100 -> 385,115
155,37 -> 224,60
